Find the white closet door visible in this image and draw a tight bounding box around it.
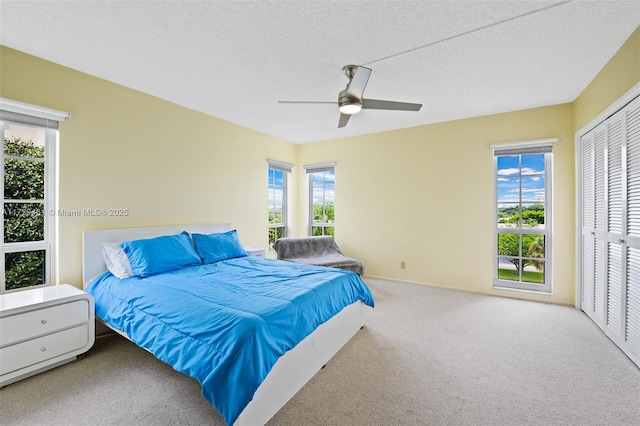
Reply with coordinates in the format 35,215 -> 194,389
606,242 -> 623,339
606,113 -> 624,340
581,132 -> 595,316
578,93 -> 640,368
593,125 -> 607,327
627,247 -> 640,359
624,97 -> 640,364
628,98 -> 640,244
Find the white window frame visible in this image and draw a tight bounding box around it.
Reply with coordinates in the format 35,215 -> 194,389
304,162 -> 336,237
1,98 -> 67,294
267,159 -> 292,244
491,139 -> 556,294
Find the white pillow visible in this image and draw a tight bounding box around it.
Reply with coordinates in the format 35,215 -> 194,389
101,242 -> 134,279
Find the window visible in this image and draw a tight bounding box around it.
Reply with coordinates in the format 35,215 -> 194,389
267,160 -> 292,245
1,98 -> 67,293
304,163 -> 335,237
492,139 -> 555,293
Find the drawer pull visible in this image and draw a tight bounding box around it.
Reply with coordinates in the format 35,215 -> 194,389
40,347 -> 47,352
41,320 -> 48,325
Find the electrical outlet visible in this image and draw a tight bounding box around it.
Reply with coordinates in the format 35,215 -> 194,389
400,261 -> 406,269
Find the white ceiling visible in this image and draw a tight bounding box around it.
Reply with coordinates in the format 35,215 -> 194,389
1,1 -> 638,144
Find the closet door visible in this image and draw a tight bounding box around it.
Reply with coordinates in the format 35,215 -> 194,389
605,112 -> 623,342
623,97 -> 640,364
580,132 -> 595,317
592,123 -> 607,329
578,94 -> 640,368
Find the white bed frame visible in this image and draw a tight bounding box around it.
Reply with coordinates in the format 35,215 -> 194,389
82,223 -> 367,425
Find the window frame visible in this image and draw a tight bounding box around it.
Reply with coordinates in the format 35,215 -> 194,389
1,98 -> 66,294
267,159 -> 292,245
491,139 -> 555,294
304,163 -> 335,237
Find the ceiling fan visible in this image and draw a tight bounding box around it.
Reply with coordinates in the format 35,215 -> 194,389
278,65 -> 422,128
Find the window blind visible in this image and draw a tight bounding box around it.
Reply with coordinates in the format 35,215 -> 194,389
303,162 -> 336,173
0,97 -> 70,129
489,138 -> 557,156
267,159 -> 293,173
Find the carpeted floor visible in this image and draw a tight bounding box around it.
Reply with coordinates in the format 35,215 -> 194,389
1,278 -> 639,425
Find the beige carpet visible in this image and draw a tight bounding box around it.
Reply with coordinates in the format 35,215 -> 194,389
1,278 -> 639,425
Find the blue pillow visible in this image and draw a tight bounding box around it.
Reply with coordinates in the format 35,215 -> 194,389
191,229 -> 248,264
120,231 -> 202,278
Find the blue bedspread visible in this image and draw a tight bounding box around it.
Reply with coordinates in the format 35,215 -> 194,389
86,256 -> 374,425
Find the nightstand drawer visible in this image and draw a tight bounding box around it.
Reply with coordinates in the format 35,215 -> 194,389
0,323 -> 90,375
0,299 -> 90,346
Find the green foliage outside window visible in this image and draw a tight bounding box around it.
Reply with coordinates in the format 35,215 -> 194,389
5,251 -> 45,290
312,202 -> 334,237
268,226 -> 284,245
313,203 -> 334,224
497,204 -> 544,227
496,203 -> 545,283
4,137 -> 46,290
312,226 -> 334,237
497,233 -> 545,282
268,210 -> 282,225
268,206 -> 284,244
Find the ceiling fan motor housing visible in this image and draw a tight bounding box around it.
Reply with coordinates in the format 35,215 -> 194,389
339,65 -> 364,114
338,89 -> 363,114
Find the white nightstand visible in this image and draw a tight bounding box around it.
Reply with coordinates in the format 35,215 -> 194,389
245,247 -> 266,258
0,284 -> 95,387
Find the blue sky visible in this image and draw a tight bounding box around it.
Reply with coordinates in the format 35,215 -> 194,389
497,154 -> 545,205
268,169 -> 284,208
312,171 -> 335,205
268,169 -> 335,209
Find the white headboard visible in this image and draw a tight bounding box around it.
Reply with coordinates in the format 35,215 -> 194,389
82,223 -> 232,288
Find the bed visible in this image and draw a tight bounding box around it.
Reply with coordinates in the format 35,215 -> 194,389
82,223 -> 374,425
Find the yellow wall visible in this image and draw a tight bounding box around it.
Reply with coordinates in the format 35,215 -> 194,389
574,26 -> 640,131
298,104 -> 575,304
0,46 -> 298,287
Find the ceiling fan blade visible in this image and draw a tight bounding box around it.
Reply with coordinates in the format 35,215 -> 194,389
278,101 -> 337,105
338,113 -> 351,128
362,99 -> 422,111
345,66 -> 372,100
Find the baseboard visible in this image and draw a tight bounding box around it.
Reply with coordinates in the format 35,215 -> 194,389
363,274 -> 574,307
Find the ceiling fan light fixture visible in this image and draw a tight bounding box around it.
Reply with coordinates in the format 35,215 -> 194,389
339,101 -> 362,115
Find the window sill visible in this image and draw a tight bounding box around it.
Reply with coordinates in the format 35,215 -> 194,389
493,281 -> 552,295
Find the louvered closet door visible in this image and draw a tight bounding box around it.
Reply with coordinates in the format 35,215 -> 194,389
581,131 -> 595,317
593,123 -> 607,328
624,96 -> 640,365
605,112 -> 624,341
579,94 -> 640,368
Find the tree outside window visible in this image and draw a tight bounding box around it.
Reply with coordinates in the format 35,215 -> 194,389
3,130 -> 48,291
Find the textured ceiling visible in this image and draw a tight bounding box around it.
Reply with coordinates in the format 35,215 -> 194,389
1,1 -> 638,144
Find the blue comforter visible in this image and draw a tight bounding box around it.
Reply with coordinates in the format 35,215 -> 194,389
86,256 -> 374,424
